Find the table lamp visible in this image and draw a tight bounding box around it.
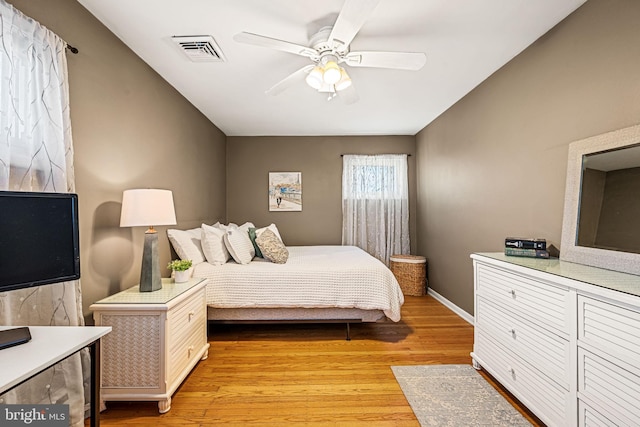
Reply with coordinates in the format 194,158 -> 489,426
120,189 -> 177,292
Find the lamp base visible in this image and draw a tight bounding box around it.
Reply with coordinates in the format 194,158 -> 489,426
140,231 -> 162,292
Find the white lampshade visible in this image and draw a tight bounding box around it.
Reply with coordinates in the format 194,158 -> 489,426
120,189 -> 177,228
322,61 -> 341,85
334,68 -> 352,91
305,65 -> 324,90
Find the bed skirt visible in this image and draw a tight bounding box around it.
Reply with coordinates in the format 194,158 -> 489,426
207,306 -> 386,323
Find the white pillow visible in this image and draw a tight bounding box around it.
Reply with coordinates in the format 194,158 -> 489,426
217,222 -> 253,231
255,223 -> 283,243
223,227 -> 255,264
201,223 -> 230,265
215,222 -> 236,231
167,228 -> 205,264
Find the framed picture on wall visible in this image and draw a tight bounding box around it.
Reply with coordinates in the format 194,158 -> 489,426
269,172 -> 302,211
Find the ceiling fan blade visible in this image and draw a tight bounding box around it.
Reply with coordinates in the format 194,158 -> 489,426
234,32 -> 317,59
265,64 -> 315,96
329,0 -> 381,51
344,51 -> 427,70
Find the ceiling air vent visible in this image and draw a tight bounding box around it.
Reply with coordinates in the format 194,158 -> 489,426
172,35 -> 225,62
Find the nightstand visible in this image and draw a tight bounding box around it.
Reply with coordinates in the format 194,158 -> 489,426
90,278 -> 209,413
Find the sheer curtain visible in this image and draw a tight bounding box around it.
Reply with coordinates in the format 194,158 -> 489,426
0,2 -> 87,426
342,154 -> 410,265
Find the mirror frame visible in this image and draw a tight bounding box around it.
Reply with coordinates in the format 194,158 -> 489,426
561,123 -> 640,275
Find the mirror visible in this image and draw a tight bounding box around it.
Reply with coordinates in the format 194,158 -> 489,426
577,145 -> 640,253
561,124 -> 640,275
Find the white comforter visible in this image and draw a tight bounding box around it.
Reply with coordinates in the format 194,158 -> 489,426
193,245 -> 404,322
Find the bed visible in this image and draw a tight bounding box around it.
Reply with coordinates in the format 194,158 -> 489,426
167,224 -> 404,338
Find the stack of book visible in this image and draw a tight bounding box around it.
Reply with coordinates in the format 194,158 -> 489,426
504,237 -> 549,258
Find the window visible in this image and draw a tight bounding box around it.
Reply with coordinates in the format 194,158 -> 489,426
342,154 -> 410,264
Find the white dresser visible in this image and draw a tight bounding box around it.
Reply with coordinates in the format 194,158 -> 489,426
471,253 -> 640,427
90,278 -> 209,413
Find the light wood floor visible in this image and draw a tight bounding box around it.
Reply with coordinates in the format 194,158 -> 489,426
90,295 -> 543,426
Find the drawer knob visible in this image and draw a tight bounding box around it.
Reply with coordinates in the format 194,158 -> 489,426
510,289 -> 516,298
509,328 -> 516,338
188,311 -> 195,320
188,345 -> 194,357
507,366 -> 516,378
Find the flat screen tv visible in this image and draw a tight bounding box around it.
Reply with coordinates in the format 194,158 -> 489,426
0,191 -> 80,292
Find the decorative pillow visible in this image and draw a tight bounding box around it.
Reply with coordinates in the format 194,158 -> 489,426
167,228 -> 205,264
255,223 -> 283,244
201,223 -> 230,265
256,228 -> 288,264
248,227 -> 263,258
223,228 -> 255,264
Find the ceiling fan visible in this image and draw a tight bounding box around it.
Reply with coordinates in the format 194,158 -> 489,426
233,0 -> 427,103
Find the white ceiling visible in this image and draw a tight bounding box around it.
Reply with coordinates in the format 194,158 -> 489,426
77,0 -> 586,137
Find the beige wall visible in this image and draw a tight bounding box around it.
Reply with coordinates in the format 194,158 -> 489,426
416,0 -> 640,314
10,0 -> 227,320
227,136 -> 417,250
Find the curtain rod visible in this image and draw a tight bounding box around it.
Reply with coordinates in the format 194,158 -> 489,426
66,44 -> 78,54
340,154 -> 411,157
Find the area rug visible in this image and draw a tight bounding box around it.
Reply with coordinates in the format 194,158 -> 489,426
391,364 -> 532,426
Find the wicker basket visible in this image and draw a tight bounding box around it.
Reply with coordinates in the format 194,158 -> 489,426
390,254 -> 427,296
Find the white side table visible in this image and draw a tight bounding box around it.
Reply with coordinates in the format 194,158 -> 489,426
0,326 -> 111,427
90,278 -> 209,413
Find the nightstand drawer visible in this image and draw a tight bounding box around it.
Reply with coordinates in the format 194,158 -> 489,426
169,322 -> 207,383
167,286 -> 207,383
169,287 -> 206,335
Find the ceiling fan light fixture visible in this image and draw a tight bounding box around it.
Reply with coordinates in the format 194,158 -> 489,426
335,68 -> 352,91
322,61 -> 341,85
318,82 -> 336,93
305,65 -> 324,90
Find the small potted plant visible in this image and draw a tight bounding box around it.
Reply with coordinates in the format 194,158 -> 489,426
167,259 -> 193,283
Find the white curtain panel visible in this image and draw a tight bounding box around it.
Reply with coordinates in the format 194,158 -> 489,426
342,154 -> 410,265
0,2 -> 87,426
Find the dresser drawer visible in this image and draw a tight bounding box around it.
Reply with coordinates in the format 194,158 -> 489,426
475,331 -> 569,427
579,399 -> 626,427
578,348 -> 640,426
476,296 -> 570,389
578,295 -> 640,367
476,263 -> 569,336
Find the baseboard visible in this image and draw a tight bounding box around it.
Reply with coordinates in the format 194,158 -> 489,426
427,288 -> 474,325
